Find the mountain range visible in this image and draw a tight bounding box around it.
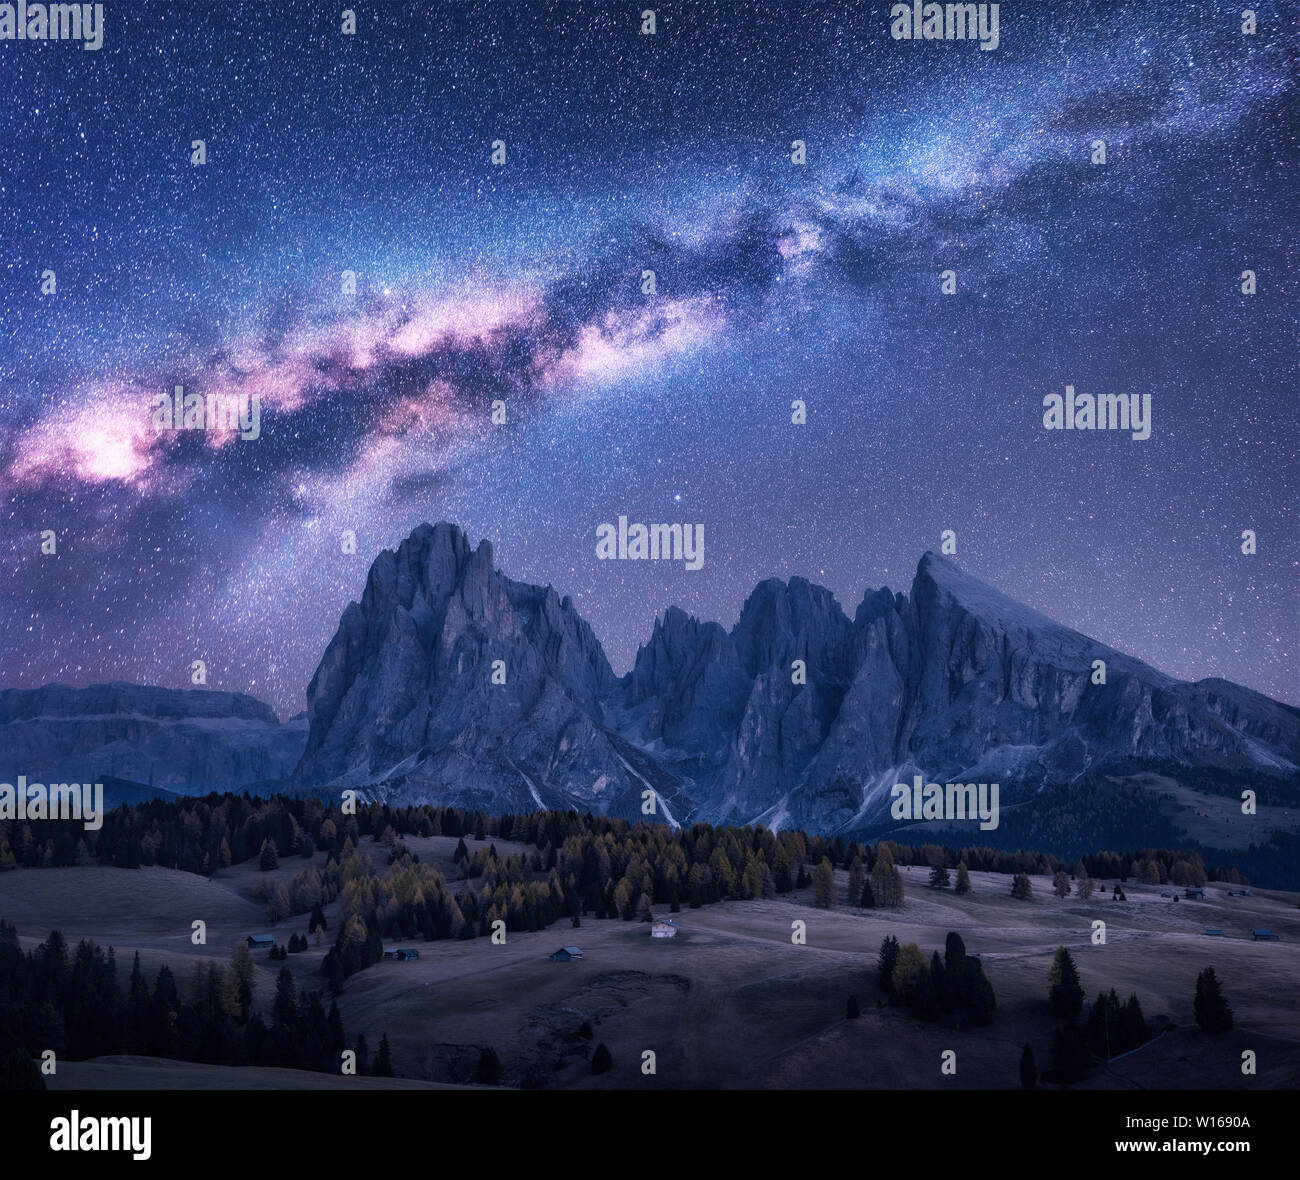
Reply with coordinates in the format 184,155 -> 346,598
0,682 -> 306,797
4,522 -> 1298,879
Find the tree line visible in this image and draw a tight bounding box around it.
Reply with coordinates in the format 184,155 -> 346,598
876,932 -> 997,1026
0,794 -> 1250,890
0,922 -> 352,1089
1018,946 -> 1235,1087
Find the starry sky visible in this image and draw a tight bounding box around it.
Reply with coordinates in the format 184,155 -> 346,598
1,1 -> 1296,717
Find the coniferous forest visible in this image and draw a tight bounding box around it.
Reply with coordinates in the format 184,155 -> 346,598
0,795 -> 1237,1018
0,921 -> 348,1090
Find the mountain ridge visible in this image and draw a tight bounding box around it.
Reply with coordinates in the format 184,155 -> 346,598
290,523 -> 1298,846
0,681 -> 307,795
4,522 -> 1296,883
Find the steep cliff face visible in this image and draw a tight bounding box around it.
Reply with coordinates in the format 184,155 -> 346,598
762,553 -> 1300,833
709,577 -> 860,823
0,682 -> 306,793
613,606 -> 749,759
18,531 -> 1294,851
901,552 -> 1298,779
289,524 -> 1299,841
292,522 -> 646,816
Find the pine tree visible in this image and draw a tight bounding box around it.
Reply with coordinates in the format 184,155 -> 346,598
860,879 -> 875,908
846,995 -> 860,1020
1194,967 -> 1233,1033
268,882 -> 291,922
954,862 -> 971,894
373,1033 -> 394,1077
946,935 -> 967,1008
928,945 -> 945,993
963,957 -> 997,1027
1019,1043 -> 1037,1089
129,950 -> 147,1004
910,959 -> 939,1020
1085,989 -> 1122,1058
1052,870 -> 1071,899
327,1001 -> 345,1056
272,967 -> 297,1028
259,838 -> 279,871
920,950 -> 945,1019
847,858 -> 864,908
891,943 -> 926,1004
1048,946 -> 1084,1020
613,878 -> 633,921
928,864 -> 950,890
1011,872 -> 1032,900
1050,1022 -> 1090,1084
325,952 -> 345,996
878,935 -> 900,995
812,858 -> 836,909
227,944 -> 256,1022
1121,993 -> 1148,1049
771,846 -> 793,894
943,932 -> 967,982
591,1043 -> 613,1074
363,920 -> 385,963
871,845 -> 904,908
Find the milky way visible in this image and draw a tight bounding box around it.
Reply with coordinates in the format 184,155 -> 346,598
1,1 -> 1296,716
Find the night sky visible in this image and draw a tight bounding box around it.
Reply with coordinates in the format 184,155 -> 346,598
1,1 -> 1296,717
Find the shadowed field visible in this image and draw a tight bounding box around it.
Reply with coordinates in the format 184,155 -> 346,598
2,847 -> 1296,1090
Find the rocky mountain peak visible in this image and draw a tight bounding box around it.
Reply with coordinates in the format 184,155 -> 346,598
286,525 -> 1299,842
